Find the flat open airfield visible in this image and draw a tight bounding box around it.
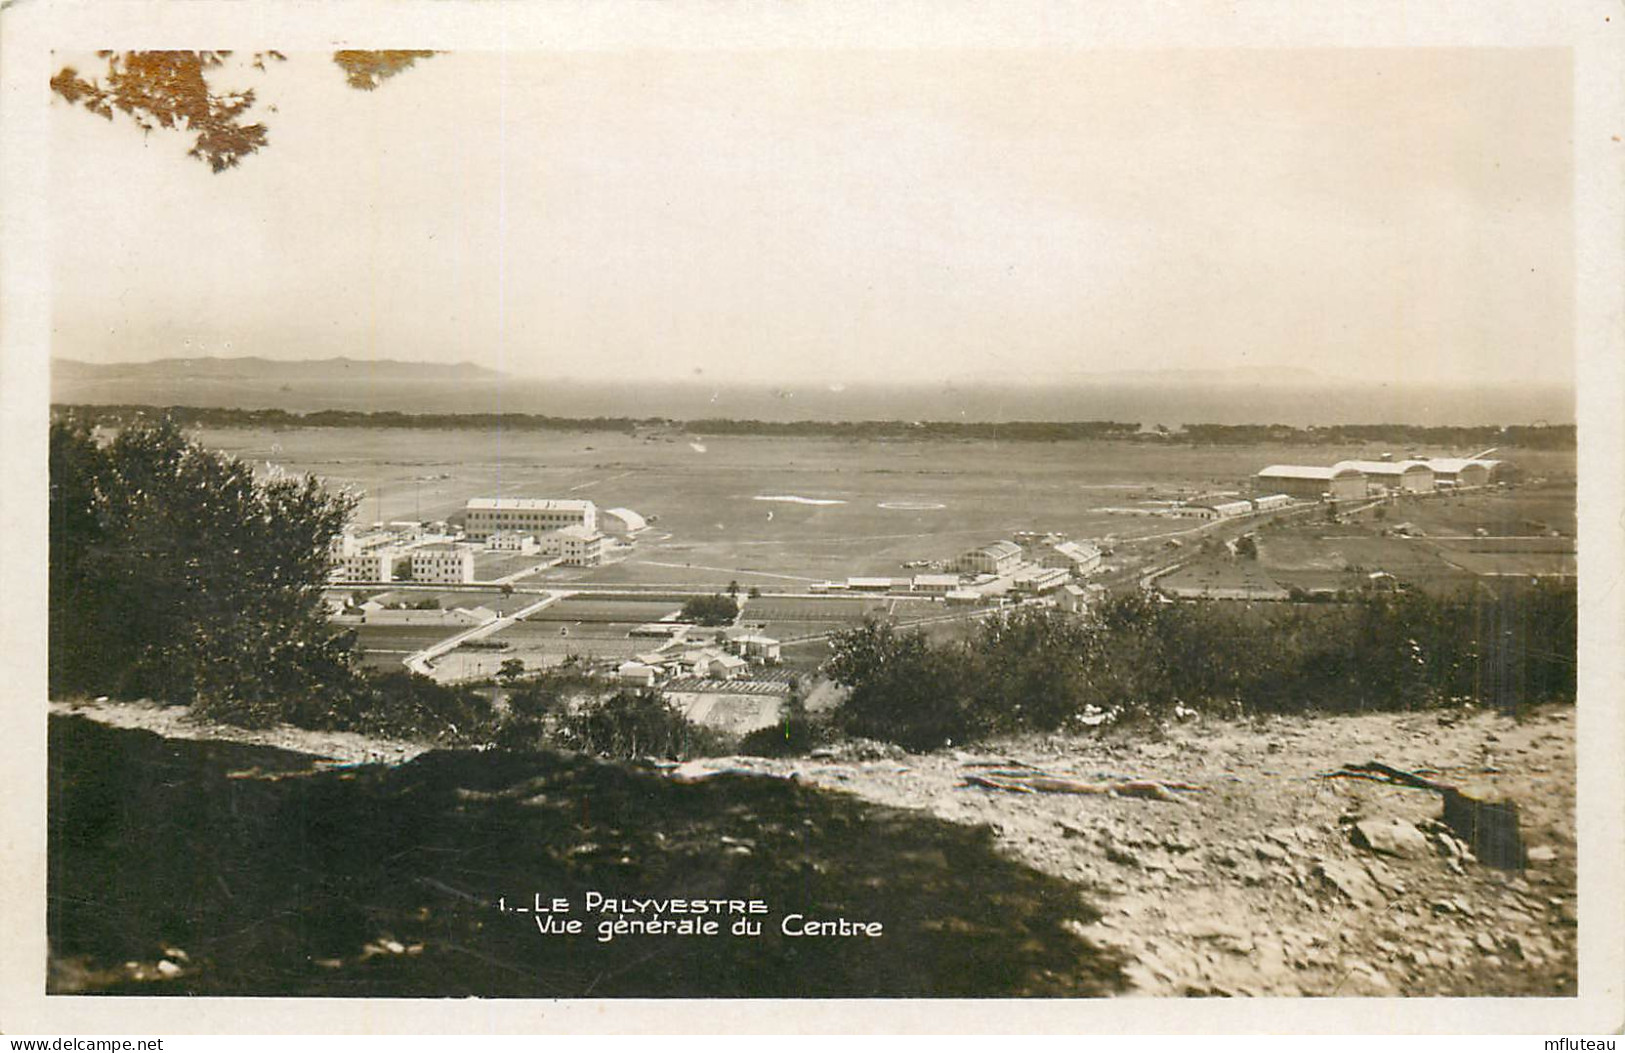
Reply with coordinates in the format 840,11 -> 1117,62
200,426 -> 1576,588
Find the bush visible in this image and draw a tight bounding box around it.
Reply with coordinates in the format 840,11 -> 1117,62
556,689 -> 721,760
303,670 -> 500,745
827,584 -> 1577,749
827,620 -> 975,749
738,715 -> 825,757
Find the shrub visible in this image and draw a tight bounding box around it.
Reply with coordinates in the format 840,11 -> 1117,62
556,689 -> 721,760
827,620 -> 975,749
738,715 -> 825,757
828,584 -> 1576,749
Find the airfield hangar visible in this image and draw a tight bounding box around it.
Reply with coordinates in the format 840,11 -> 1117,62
601,507 -> 648,537
1334,460 -> 1435,493
1422,458 -> 1493,488
1253,464 -> 1366,501
958,540 -> 1024,576
464,497 -> 597,540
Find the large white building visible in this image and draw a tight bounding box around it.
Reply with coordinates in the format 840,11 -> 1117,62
543,525 -> 609,566
464,498 -> 597,540
409,543 -> 475,584
1422,458 -> 1493,488
1254,465 -> 1367,501
958,540 -> 1024,576
1334,460 -> 1435,493
1026,536 -> 1103,575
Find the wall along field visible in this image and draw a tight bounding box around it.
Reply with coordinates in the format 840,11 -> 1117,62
197,425 -> 1578,590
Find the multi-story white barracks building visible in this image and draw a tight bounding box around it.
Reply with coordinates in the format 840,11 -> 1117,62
463,498 -> 597,540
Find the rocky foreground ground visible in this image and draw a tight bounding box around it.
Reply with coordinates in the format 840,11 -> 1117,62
49,699 -> 1576,997
725,705 -> 1579,997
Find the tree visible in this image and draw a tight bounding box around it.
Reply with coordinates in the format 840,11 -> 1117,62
727,580 -> 741,598
679,593 -> 739,626
498,658 -> 527,682
1235,535 -> 1258,560
48,417 -> 358,724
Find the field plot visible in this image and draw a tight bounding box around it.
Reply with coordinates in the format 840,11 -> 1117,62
351,624 -> 462,654
483,618 -> 648,666
1429,547 -> 1576,578
369,589 -> 520,610
739,594 -> 944,642
522,597 -> 686,623
472,552 -> 552,581
1157,560 -> 1290,598
1371,485 -> 1575,538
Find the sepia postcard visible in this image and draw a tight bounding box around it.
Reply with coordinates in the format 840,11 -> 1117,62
1,0 -> 1621,1036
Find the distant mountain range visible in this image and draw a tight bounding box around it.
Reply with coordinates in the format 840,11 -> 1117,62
53,356 -> 508,382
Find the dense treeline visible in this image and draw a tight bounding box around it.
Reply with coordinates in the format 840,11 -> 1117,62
828,587 -> 1576,749
1178,422 -> 1574,450
52,404 -> 1572,448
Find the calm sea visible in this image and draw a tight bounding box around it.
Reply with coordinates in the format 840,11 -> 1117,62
50,376 -> 1575,429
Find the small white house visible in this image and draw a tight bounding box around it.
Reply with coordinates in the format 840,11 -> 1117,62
485,531 -> 539,554
617,661 -> 659,687
730,634 -> 782,662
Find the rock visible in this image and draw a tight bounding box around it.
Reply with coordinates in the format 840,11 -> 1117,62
155,960 -> 182,978
1527,845 -> 1557,863
1363,859 -> 1407,896
1352,817 -> 1431,859
1315,859 -> 1386,908
1475,933 -> 1497,954
1251,839 -> 1289,863
1105,844 -> 1141,868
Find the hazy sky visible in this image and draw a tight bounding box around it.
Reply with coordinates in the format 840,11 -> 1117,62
49,48 -> 1574,387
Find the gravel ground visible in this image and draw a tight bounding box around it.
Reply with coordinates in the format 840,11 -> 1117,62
49,698 -> 1576,997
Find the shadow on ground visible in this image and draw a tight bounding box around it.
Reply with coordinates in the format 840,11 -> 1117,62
49,715 -> 1125,997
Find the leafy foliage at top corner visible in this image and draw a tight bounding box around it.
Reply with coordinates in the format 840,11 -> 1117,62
49,49 -> 437,172
49,416 -> 357,722
49,51 -> 277,173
